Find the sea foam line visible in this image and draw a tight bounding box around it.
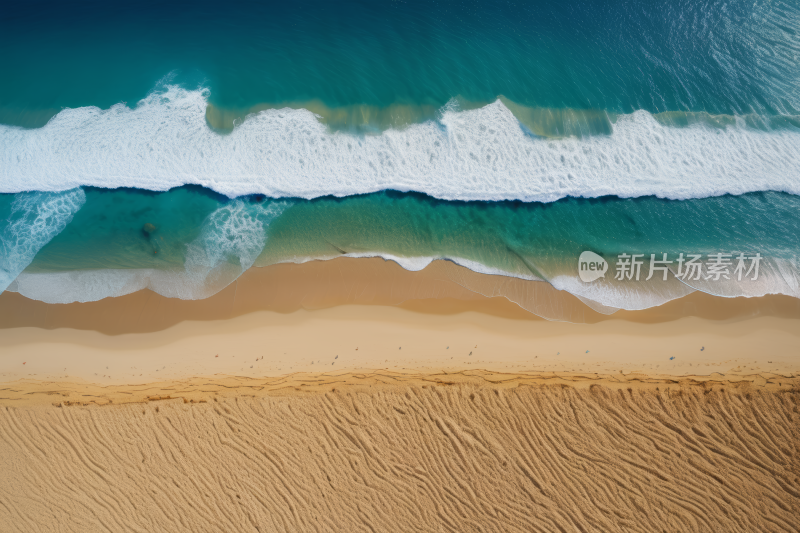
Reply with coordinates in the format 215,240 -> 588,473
2,86 -> 800,202
8,248 -> 800,322
0,189 -> 85,293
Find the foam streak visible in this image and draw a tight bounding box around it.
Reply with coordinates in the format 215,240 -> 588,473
2,87 -> 799,202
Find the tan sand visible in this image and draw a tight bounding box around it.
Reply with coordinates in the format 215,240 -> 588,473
1,299 -> 799,396
1,258 -> 799,531
1,258 -> 799,388
0,373 -> 798,532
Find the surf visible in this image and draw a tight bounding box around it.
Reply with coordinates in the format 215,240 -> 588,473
4,187 -> 799,322
2,86 -> 800,203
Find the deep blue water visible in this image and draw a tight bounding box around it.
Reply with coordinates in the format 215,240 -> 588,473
2,0 -> 799,124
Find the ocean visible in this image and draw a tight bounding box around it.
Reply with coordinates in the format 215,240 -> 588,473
1,0 -> 799,319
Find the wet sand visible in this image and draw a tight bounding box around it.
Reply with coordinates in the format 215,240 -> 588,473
1,258 -> 799,531
6,257 -> 800,335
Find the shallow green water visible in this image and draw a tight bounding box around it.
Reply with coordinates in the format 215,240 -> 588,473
1,187 -> 794,308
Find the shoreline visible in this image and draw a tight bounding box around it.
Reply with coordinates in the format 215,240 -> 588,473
1,258 -> 799,397
5,257 -> 800,334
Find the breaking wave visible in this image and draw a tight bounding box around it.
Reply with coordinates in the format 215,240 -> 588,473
2,86 -> 800,202
0,189 -> 85,292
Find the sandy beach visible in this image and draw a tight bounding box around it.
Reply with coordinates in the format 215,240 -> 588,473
4,0 -> 800,529
1,373 -> 798,532
1,258 -> 799,531
2,258 -> 800,390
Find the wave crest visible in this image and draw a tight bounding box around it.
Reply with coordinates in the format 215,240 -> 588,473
2,86 -> 799,202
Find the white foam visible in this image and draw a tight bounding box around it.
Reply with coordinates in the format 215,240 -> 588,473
549,275 -> 694,312
2,86 -> 800,201
548,255 -> 800,313
174,199 -> 288,298
0,189 -> 85,292
671,256 -> 800,299
289,252 -> 542,281
11,249 -> 800,322
9,198 -> 288,303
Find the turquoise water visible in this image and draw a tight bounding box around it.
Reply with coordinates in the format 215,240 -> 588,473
1,0 -> 799,315
2,187 -> 798,317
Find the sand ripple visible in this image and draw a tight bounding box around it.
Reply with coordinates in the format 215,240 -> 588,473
1,382 -> 798,532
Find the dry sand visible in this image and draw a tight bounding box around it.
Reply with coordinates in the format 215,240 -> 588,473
1,258 -> 799,531
1,373 -> 798,532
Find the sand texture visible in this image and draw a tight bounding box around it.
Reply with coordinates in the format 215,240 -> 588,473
2,259 -> 799,531
1,376 -> 799,533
